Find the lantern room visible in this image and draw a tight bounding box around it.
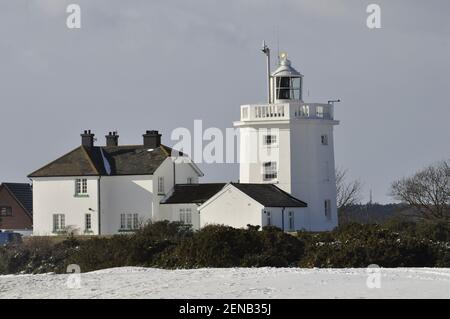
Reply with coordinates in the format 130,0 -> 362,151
270,52 -> 303,103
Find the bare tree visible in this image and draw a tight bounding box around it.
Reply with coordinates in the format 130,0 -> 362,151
390,160 -> 450,221
336,168 -> 363,211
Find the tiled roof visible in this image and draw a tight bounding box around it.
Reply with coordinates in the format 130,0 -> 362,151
2,183 -> 33,215
161,183 -> 226,204
161,182 -> 308,208
230,183 -> 307,207
28,145 -> 176,177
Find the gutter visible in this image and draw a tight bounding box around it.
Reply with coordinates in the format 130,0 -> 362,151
98,176 -> 101,235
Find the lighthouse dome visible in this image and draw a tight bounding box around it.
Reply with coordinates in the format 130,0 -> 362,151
271,53 -> 302,77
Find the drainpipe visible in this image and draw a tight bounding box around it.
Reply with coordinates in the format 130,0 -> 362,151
97,176 -> 101,235
281,207 -> 285,232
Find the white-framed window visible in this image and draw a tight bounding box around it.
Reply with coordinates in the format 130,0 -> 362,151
133,213 -> 139,229
75,178 -> 88,196
324,199 -> 332,220
316,106 -> 324,118
179,208 -> 192,224
266,211 -> 272,226
120,214 -> 126,230
288,211 -> 295,231
53,214 -> 65,232
187,177 -> 193,184
300,105 -> 310,117
120,213 -> 140,230
157,176 -> 165,195
85,214 -> 92,232
321,134 -> 328,145
262,161 -> 277,181
263,135 -> 277,146
126,214 -> 132,229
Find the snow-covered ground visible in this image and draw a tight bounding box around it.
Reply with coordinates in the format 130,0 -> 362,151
0,267 -> 449,299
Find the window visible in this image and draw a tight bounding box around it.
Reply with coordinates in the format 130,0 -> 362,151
288,211 -> 295,231
75,178 -> 88,196
316,106 -> 324,118
133,213 -> 139,229
179,208 -> 192,224
324,200 -> 332,220
120,213 -> 140,230
126,214 -> 133,229
53,214 -> 65,233
321,135 -> 328,145
300,105 -> 309,117
263,135 -> 277,146
263,162 -> 277,181
85,214 -> 92,232
187,177 -> 193,184
275,77 -> 301,100
157,176 -> 165,195
0,206 -> 12,217
266,211 -> 272,226
120,214 -> 126,230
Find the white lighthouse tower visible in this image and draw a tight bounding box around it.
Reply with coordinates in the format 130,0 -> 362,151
234,46 -> 339,231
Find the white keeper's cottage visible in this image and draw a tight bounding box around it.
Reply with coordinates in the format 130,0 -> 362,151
29,49 -> 338,235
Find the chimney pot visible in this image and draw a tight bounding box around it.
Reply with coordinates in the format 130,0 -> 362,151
105,131 -> 119,147
81,130 -> 95,148
143,130 -> 161,148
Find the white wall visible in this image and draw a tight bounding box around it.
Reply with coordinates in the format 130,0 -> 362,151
32,157 -> 202,236
32,177 -> 99,236
290,120 -> 338,231
261,207 -> 308,231
99,175 -> 153,235
153,157 -> 200,222
160,203 -> 200,230
236,102 -> 339,232
200,185 -> 264,229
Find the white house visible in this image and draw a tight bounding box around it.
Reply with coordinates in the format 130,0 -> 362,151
160,182 -> 307,231
29,49 -> 338,235
235,51 -> 339,231
29,130 -> 203,235
198,183 -> 307,231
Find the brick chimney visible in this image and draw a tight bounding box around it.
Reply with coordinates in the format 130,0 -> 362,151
105,131 -> 119,147
143,130 -> 161,149
81,130 -> 95,148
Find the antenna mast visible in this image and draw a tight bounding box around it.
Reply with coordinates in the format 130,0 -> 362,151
261,41 -> 271,104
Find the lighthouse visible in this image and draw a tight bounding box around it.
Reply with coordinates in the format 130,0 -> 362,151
234,46 -> 339,231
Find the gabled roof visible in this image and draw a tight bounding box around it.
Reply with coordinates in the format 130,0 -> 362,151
1,183 -> 33,215
161,183 -> 226,204
162,182 -> 307,208
230,183 -> 307,208
28,144 -> 200,178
